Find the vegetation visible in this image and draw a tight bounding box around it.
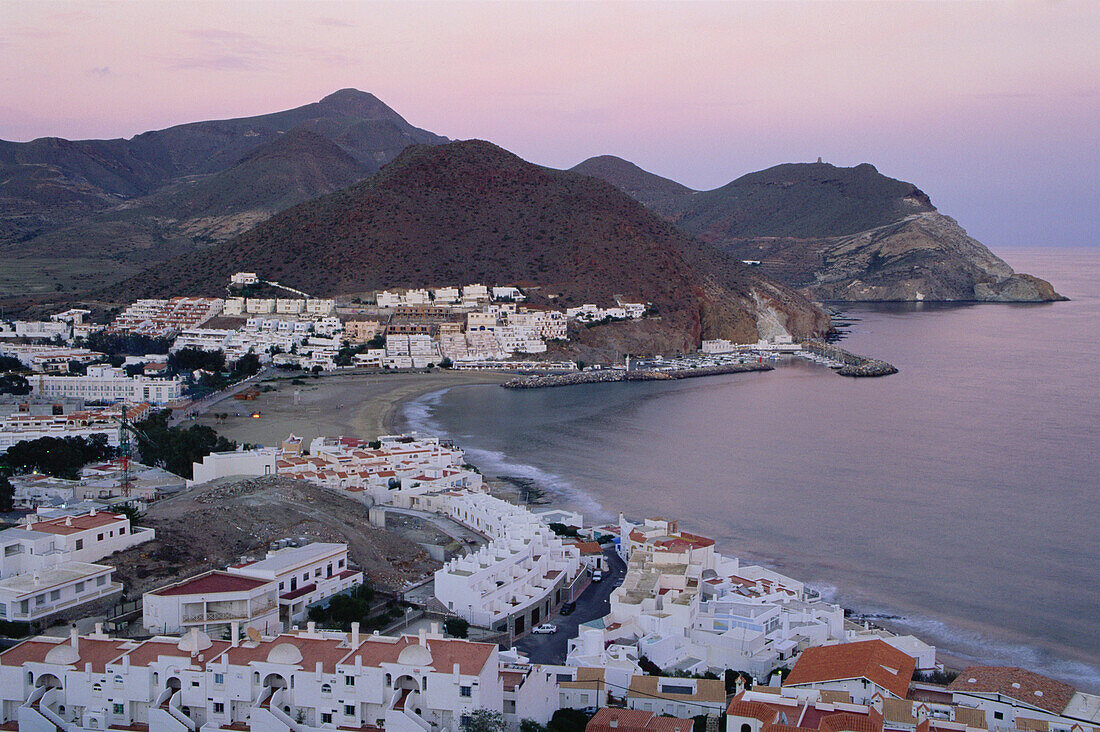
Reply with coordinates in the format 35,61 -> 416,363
1,434 -> 114,479
444,616 -> 469,638
548,522 -> 580,539
913,668 -> 958,684
85,331 -> 172,357
0,355 -> 24,372
306,584 -> 390,631
0,619 -> 31,638
0,372 -> 30,395
134,410 -> 236,478
168,347 -> 226,374
0,473 -> 13,512
546,709 -> 594,731
461,709 -> 505,732
439,356 -> 453,369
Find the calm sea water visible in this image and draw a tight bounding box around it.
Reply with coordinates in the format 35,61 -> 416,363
398,248 -> 1100,691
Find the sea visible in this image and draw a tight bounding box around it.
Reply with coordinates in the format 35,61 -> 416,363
397,247 -> 1100,692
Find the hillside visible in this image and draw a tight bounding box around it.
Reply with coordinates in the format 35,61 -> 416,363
108,140 -> 830,356
573,158 -> 1063,302
570,155 -> 695,208
0,89 -> 446,294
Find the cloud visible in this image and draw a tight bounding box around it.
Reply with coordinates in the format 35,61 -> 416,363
87,66 -> 111,77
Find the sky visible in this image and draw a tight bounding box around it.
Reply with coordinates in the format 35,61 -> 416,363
0,0 -> 1096,250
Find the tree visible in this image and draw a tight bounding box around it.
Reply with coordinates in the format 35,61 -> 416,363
439,356 -> 453,369
547,709 -> 593,732
68,360 -> 87,375
134,410 -> 236,478
1,434 -> 114,479
520,721 -> 547,732
0,355 -> 23,372
124,362 -> 146,377
168,348 -> 226,375
233,352 -> 261,377
461,709 -> 505,732
444,617 -> 469,638
367,334 -> 386,349
0,473 -> 13,512
0,372 -> 30,396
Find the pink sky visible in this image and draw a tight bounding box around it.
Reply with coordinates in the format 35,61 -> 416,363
1,1 -> 1096,248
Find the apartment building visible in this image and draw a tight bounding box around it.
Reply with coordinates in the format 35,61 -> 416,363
110,297 -> 223,336
432,491 -> 584,637
0,625 -> 504,731
142,570 -> 281,636
227,542 -> 363,625
344,319 -> 382,343
0,344 -> 98,372
0,402 -> 144,449
0,562 -> 119,624
31,366 -> 182,405
782,640 -> 917,704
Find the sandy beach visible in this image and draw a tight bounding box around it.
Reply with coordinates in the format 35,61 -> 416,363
191,370 -> 507,447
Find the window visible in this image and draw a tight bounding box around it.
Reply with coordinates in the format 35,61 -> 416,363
338,559 -> 345,567
75,582 -> 85,593
994,713 -> 1004,721
460,685 -> 472,698
315,568 -> 321,577
344,676 -> 355,686
321,712 -> 332,724
97,576 -> 107,586
36,594 -> 46,606
344,705 -> 355,716
97,533 -> 104,541
556,673 -> 572,683
192,680 -> 200,687
279,582 -> 284,590
214,673 -> 224,685
119,526 -> 126,534
321,683 -> 332,694
385,673 -> 391,687
112,703 -> 124,715
213,702 -> 224,714
303,572 -> 309,581
50,590 -> 61,601
75,539 -> 83,550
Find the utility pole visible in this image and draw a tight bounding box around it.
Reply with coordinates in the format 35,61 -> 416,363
118,405 -> 133,498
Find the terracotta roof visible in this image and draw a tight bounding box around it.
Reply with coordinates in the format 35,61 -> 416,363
122,639 -> 230,670
29,510 -> 124,535
587,708 -> 694,732
281,582 -> 316,600
727,695 -> 781,723
572,541 -> 604,555
222,634 -> 350,673
628,674 -> 726,703
0,637 -> 129,673
819,712 -> 884,732
947,667 -> 1076,715
344,635 -> 495,675
784,640 -> 915,699
149,570 -> 273,596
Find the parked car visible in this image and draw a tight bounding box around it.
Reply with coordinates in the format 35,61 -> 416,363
532,624 -> 558,634
560,601 -> 576,616
592,570 -> 604,582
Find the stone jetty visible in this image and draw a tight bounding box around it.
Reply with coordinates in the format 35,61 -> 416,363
803,340 -> 898,377
502,362 -> 771,389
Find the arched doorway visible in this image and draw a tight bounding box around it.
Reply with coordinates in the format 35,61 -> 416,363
36,673 -> 62,689
166,677 -> 182,691
263,673 -> 288,690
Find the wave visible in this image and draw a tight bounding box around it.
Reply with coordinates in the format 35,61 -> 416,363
400,389 -> 613,523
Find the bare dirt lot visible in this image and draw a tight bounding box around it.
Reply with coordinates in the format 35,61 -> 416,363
109,475 -> 438,595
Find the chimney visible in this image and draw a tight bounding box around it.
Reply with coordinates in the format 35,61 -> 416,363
65,516 -> 73,526
610,721 -> 618,729
307,621 -> 316,635
94,622 -> 103,637
453,663 -> 460,682
231,621 -> 240,647
122,652 -> 130,669
735,674 -> 746,695
70,626 -> 79,653
89,507 -> 96,516
418,628 -> 426,647
351,622 -> 360,647
430,621 -> 440,636
316,661 -> 323,680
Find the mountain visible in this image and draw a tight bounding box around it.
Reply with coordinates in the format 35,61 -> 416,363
571,157 -> 1063,302
0,90 -> 446,295
570,155 -> 694,208
107,140 -> 830,357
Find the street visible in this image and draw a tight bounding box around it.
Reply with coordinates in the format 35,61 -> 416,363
515,547 -> 626,664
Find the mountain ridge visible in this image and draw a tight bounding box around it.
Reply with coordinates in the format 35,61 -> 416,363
570,156 -> 1063,302
104,139 -> 830,357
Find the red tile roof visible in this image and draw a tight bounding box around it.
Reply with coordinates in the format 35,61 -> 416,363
727,695 -> 782,723
784,640 -> 915,699
149,570 -> 273,596
223,634 -> 350,673
947,667 -> 1076,715
586,708 -> 694,732
0,637 -> 129,673
30,511 -> 125,535
281,583 -> 316,600
819,712 -> 884,732
345,635 -> 495,675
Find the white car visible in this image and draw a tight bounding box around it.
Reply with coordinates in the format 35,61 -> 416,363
532,624 -> 558,634
592,570 -> 604,582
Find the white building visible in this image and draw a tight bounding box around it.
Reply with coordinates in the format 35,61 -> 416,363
228,542 -> 363,625
0,624 -> 507,731
0,562 -> 119,624
231,272 -> 259,285
782,639 -> 916,704
143,570 -> 281,636
188,448 -> 278,486
30,366 -> 182,405
947,667 -> 1100,732
432,491 -> 584,637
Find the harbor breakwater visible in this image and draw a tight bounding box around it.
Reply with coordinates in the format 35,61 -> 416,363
803,340 -> 898,377
502,362 -> 772,389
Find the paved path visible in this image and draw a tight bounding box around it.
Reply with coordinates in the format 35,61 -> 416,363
515,547 -> 626,663
169,367 -> 273,426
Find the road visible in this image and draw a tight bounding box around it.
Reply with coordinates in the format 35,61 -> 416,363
515,547 -> 626,664
168,366 -> 273,426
